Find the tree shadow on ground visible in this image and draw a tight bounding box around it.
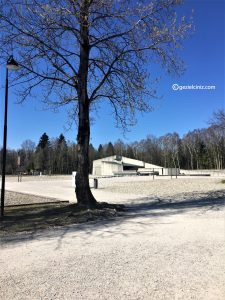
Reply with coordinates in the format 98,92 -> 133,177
1,189 -> 225,246
126,189 -> 225,215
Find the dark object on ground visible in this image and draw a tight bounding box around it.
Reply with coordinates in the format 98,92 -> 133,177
188,174 -> 211,177
137,171 -> 159,176
94,178 -> 98,189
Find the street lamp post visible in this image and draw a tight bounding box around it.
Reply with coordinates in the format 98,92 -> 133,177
1,56 -> 19,218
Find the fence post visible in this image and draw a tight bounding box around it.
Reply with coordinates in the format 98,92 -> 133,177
94,178 -> 98,189
18,172 -> 22,182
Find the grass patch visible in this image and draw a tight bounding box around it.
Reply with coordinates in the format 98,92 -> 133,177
0,202 -> 124,237
221,179 -> 225,184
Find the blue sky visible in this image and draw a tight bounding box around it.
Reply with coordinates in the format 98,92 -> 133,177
0,0 -> 224,150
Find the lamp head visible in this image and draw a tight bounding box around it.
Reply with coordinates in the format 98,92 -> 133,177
6,55 -> 20,70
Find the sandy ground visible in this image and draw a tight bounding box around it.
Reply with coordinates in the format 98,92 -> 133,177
0,176 -> 225,299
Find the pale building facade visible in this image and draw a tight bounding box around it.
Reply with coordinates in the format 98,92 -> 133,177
92,155 -> 179,176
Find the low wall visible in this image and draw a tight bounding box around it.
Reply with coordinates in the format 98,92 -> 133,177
180,169 -> 225,177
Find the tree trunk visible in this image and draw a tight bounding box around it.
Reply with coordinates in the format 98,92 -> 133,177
75,100 -> 97,207
176,153 -> 181,169
75,1 -> 97,208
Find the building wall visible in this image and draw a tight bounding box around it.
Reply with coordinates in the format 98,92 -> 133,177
163,168 -> 180,176
92,156 -> 123,176
102,161 -> 122,176
92,159 -> 102,176
92,156 -> 179,176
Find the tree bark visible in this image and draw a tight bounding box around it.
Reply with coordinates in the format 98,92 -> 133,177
75,0 -> 97,208
75,99 -> 97,207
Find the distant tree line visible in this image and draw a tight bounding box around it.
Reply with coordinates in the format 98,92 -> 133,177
1,110 -> 225,175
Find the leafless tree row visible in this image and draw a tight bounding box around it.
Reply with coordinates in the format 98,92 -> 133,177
1,110 -> 225,175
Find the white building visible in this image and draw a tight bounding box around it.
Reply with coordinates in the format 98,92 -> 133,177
92,155 -> 179,176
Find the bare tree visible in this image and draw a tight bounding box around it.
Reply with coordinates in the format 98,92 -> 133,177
114,139 -> 126,157
159,133 -> 180,168
209,109 -> 225,131
204,127 -> 224,170
182,132 -> 196,170
0,0 -> 192,207
20,139 -> 36,171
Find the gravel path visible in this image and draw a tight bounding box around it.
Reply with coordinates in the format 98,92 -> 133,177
3,191 -> 64,206
0,177 -> 225,299
98,177 -> 225,197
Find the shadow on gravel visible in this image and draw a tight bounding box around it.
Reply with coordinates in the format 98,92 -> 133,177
1,190 -> 225,245
126,190 -> 225,215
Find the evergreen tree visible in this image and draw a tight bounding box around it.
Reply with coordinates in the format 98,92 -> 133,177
56,134 -> 68,174
105,142 -> 115,157
35,133 -> 50,173
37,133 -> 50,149
126,146 -> 135,159
97,144 -> 104,159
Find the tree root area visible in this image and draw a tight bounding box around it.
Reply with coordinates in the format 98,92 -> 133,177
0,201 -> 126,236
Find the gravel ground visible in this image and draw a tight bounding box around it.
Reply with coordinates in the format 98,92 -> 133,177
98,176 -> 225,197
0,177 -> 225,300
3,191 -> 65,206
4,175 -> 71,182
